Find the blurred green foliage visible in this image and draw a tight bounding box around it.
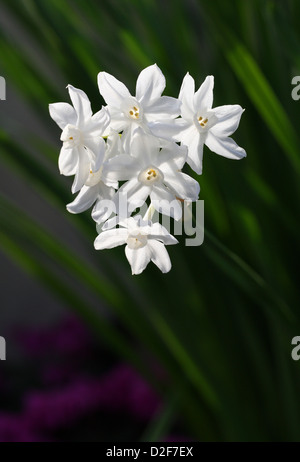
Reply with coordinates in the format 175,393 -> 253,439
0,0 -> 300,441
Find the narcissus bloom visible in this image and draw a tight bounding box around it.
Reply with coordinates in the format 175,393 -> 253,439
173,74 -> 246,174
94,216 -> 178,275
67,137 -> 117,220
105,129 -> 200,220
97,64 -> 180,147
49,85 -> 110,192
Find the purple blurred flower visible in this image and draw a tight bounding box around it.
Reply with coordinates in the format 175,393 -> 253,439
0,414 -> 47,442
0,317 -> 190,442
24,365 -> 161,431
16,317 -> 92,358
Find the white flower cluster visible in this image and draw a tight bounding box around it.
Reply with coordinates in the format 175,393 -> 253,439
49,64 -> 246,275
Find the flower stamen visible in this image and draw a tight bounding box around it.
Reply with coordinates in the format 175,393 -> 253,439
128,105 -> 140,119
198,116 -> 208,127
138,166 -> 163,185
147,169 -> 157,180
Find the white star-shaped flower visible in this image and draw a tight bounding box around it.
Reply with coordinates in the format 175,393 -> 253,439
49,85 -> 110,192
94,216 -> 178,275
97,64 -> 180,147
104,129 -> 200,220
179,74 -> 246,174
155,73 -> 246,175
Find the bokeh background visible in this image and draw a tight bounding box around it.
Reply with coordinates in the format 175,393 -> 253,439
0,0 -> 300,442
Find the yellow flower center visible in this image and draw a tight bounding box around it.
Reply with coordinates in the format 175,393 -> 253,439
128,106 -> 140,120
198,116 -> 208,127
138,166 -> 163,185
146,168 -> 157,180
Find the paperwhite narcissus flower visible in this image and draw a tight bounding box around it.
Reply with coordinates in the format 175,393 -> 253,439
66,135 -> 118,219
97,64 -> 180,147
49,85 -> 110,193
173,74 -> 246,174
105,129 -> 200,220
94,216 -> 178,275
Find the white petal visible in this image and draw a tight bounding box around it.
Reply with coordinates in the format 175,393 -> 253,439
84,137 -> 105,167
105,179 -> 118,189
119,124 -> 137,155
101,162 -> 119,187
105,154 -> 140,181
58,145 -> 78,176
125,245 -> 151,275
118,180 -> 150,213
147,240 -> 172,273
85,106 -> 110,137
67,185 -> 98,214
148,222 -> 178,245
92,105 -> 110,125
128,185 -> 150,212
183,131 -> 204,175
135,64 -> 166,104
94,228 -> 128,250
92,196 -> 116,224
98,182 -> 116,199
194,75 -> 214,112
149,120 -> 185,141
155,142 -> 187,173
114,178 -> 147,215
71,146 -> 91,193
98,72 -> 131,108
210,105 -> 244,137
177,122 -> 197,144
106,130 -> 124,156
67,85 -> 92,125
205,132 -> 247,160
107,106 -> 128,132
144,96 -> 181,121
88,138 -> 106,172
109,118 -> 128,134
150,185 -> 182,220
49,103 -> 77,130
164,172 -> 200,201
117,177 -> 139,195
179,73 -> 195,120
101,215 -> 118,230
129,128 -> 159,164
